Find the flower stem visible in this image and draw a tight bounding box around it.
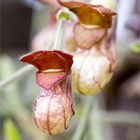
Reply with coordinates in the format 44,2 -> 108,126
72,96 -> 94,140
53,8 -> 74,50
0,65 -> 34,92
52,18 -> 67,50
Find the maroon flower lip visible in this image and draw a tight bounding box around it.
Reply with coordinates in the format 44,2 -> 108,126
20,50 -> 73,89
20,50 -> 73,72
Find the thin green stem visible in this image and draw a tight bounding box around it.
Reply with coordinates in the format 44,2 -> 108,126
0,65 -> 34,92
72,96 -> 94,140
53,7 -> 75,50
52,18 -> 67,50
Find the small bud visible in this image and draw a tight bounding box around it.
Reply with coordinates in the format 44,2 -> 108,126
34,77 -> 74,135
72,47 -> 114,95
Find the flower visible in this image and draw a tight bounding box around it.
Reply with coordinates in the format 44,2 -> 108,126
20,50 -> 74,135
55,0 -> 117,95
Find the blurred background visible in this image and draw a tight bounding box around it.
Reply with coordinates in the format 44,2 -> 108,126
0,0 -> 140,140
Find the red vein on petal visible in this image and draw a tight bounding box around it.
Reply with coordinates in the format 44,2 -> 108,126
62,104 -> 66,129
67,81 -> 75,116
33,100 -> 39,128
57,83 -> 67,129
46,93 -> 53,135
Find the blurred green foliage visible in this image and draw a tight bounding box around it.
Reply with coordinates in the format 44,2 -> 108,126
131,43 -> 140,54
3,119 -> 22,140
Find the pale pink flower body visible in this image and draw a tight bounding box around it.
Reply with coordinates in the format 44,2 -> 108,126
34,77 -> 74,135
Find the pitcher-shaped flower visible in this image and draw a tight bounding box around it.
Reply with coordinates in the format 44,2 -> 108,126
56,0 -> 117,95
20,50 -> 74,135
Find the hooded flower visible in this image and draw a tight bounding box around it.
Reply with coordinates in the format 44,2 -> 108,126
55,0 -> 117,95
20,50 -> 74,135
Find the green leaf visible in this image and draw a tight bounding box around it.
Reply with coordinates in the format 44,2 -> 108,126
3,119 -> 22,140
131,43 -> 140,54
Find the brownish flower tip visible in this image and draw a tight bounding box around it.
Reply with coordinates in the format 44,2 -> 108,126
57,0 -> 116,28
20,50 -> 73,73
